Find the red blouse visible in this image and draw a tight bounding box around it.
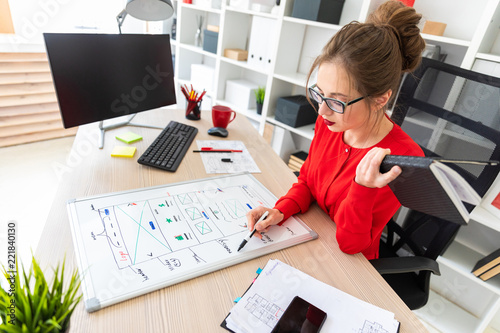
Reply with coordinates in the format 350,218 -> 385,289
275,115 -> 424,259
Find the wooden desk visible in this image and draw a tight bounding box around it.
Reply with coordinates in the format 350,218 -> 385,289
35,109 -> 427,332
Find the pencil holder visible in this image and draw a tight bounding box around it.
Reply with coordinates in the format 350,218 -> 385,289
186,100 -> 201,120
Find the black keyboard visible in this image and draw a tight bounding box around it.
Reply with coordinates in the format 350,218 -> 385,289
138,121 -> 198,172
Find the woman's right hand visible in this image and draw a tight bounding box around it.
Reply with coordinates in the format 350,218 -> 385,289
246,206 -> 284,239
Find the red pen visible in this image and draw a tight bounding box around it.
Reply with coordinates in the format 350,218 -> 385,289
193,147 -> 243,153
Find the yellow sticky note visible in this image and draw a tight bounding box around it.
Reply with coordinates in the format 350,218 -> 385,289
111,146 -> 137,158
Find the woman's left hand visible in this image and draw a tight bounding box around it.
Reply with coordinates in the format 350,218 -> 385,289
355,147 -> 402,188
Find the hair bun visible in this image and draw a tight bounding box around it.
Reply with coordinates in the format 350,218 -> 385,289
367,0 -> 425,72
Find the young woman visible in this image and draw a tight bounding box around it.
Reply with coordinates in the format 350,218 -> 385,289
246,0 -> 426,260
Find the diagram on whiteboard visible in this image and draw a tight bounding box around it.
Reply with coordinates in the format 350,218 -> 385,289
93,184 -> 265,269
68,174 -> 317,312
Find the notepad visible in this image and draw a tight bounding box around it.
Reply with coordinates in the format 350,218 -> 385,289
115,131 -> 143,144
111,146 -> 137,158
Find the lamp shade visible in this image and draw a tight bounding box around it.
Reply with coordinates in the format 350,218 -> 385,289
0,0 -> 15,34
126,0 -> 174,21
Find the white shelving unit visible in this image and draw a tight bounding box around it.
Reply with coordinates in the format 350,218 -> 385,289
168,1 -> 500,331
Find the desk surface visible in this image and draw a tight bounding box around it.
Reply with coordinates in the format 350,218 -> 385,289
35,109 -> 427,332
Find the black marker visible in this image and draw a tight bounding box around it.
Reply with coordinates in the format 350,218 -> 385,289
237,211 -> 269,252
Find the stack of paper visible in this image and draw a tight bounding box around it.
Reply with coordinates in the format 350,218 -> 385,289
223,259 -> 400,333
196,140 -> 260,174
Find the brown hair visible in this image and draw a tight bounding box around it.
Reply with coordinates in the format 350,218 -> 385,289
307,0 -> 425,116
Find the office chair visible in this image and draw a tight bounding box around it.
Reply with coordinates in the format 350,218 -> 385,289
370,57 -> 500,310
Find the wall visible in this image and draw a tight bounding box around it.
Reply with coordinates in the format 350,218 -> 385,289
0,0 -> 146,52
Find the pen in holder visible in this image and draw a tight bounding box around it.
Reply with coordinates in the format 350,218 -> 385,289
181,84 -> 206,120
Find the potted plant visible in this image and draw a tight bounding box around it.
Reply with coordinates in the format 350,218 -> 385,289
0,255 -> 81,333
254,86 -> 265,115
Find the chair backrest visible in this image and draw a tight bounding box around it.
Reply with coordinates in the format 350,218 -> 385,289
393,57 -> 500,197
386,57 -> 500,260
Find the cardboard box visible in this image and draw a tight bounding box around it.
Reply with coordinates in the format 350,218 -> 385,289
225,79 -> 258,110
207,24 -> 219,33
422,21 -> 447,36
224,48 -> 248,61
191,64 -> 215,92
275,95 -> 317,128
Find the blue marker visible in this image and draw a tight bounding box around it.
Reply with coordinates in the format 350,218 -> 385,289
246,203 -> 252,209
105,209 -> 109,215
202,211 -> 209,219
149,221 -> 155,230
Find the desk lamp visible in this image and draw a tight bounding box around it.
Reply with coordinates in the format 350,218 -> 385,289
116,0 -> 174,34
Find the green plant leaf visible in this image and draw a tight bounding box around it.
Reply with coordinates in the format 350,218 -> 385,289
0,254 -> 81,333
254,86 -> 265,104
0,324 -> 23,333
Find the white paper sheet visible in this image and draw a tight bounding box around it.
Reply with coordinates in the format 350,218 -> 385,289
225,259 -> 400,333
196,140 -> 261,174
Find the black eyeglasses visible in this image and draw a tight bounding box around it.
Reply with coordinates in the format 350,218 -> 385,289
308,84 -> 367,114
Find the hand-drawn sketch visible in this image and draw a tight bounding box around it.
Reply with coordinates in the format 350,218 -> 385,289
244,293 -> 284,329
358,320 -> 389,333
196,140 -> 261,173
96,184 -> 266,269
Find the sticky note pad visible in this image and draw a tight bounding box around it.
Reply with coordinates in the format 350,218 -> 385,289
111,146 -> 137,158
115,132 -> 143,144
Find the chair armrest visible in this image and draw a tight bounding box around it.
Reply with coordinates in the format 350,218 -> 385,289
369,256 -> 440,276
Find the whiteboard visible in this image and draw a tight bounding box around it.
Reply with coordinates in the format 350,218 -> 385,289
67,173 -> 317,312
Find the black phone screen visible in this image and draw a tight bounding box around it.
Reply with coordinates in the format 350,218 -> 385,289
271,296 -> 327,333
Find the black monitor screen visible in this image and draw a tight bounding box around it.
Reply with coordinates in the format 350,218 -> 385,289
43,33 -> 176,128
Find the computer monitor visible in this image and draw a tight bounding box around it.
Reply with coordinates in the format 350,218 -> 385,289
43,33 -> 176,148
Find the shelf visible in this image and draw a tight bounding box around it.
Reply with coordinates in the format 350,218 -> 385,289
421,33 -> 471,47
414,290 -> 483,333
438,241 -> 500,295
219,56 -> 268,75
473,180 -> 500,233
403,111 -> 439,130
266,116 -> 315,141
404,112 -> 496,150
273,72 -> 308,88
215,99 -> 262,122
225,6 -> 279,19
178,43 -> 217,58
476,53 -> 500,63
282,16 -> 342,31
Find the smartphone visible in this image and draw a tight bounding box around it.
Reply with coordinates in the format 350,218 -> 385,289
271,296 -> 327,333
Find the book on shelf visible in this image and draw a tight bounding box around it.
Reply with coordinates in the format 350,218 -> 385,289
287,151 -> 308,174
380,155 -> 498,224
472,248 -> 500,278
287,163 -> 301,173
478,263 -> 500,281
289,150 -> 308,163
288,159 -> 303,170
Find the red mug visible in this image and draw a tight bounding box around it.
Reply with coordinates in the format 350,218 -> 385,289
212,105 -> 236,128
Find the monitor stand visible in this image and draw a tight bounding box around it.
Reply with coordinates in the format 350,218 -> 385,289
98,113 -> 163,149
